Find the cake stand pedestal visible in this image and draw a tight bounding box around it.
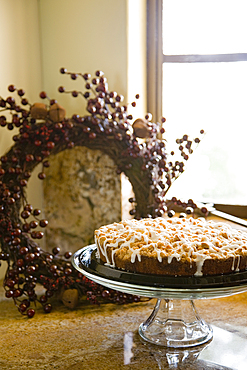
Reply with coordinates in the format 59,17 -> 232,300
72,245 -> 247,348
138,298 -> 212,347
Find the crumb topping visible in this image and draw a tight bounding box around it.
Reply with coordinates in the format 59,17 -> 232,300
95,217 -> 247,276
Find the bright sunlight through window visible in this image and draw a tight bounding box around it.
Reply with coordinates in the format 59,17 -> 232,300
162,0 -> 247,205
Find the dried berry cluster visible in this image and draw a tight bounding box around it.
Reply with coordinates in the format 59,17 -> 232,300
0,69 -> 205,317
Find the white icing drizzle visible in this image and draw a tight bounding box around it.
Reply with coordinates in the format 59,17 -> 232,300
95,217 -> 247,275
236,255 -> 241,272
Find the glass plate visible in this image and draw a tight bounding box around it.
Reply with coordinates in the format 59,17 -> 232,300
72,245 -> 247,300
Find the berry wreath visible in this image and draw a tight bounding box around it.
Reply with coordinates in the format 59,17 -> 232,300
0,68 -> 206,317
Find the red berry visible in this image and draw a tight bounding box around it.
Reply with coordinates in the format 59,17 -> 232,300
6,279 -> 16,288
17,89 -> 25,96
33,209 -> 41,216
89,132 -> 96,140
16,259 -> 24,267
27,308 -> 35,318
19,303 -> 27,313
13,289 -> 22,298
95,70 -> 104,77
21,98 -> 28,105
8,84 -> 16,92
39,91 -> 47,99
46,141 -> 55,150
44,304 -> 52,313
40,219 -> 48,228
52,247 -> 60,255
64,251 -> 72,259
20,179 -> 28,187
30,221 -> 38,229
83,73 -> 91,80
38,172 -> 46,180
21,210 -> 30,219
26,154 -> 34,162
19,247 -> 29,255
36,231 -> 44,239
40,295 -> 47,304
6,96 -> 15,105
5,290 -> 14,298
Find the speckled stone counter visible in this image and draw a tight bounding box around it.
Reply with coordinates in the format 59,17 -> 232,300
0,287 -> 247,370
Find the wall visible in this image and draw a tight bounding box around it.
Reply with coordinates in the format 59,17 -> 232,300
0,0 -> 42,156
127,0 -> 147,118
38,0 -> 128,116
0,0 -> 44,212
38,0 -> 146,117
0,0 -> 43,277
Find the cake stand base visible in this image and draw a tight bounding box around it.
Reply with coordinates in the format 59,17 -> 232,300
139,298 -> 213,348
73,245 -> 247,348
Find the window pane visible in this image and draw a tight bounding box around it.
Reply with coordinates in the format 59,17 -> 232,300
162,62 -> 247,204
163,0 -> 247,55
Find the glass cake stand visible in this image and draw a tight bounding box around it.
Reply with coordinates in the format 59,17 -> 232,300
72,245 -> 247,348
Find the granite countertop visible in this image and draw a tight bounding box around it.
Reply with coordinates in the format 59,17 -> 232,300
0,286 -> 247,369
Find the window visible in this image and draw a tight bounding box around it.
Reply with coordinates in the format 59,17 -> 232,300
147,0 -> 247,212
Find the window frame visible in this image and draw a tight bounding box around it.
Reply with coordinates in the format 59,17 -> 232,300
146,0 -> 247,218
